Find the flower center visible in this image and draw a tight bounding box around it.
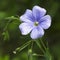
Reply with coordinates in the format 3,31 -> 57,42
34,21 -> 39,26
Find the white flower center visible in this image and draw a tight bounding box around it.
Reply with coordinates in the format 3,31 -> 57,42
34,21 -> 39,26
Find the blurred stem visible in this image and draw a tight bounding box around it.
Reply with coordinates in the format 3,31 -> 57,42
28,49 -> 33,60
40,39 -> 47,51
35,40 -> 45,54
28,40 -> 33,60
4,19 -> 11,31
5,16 -> 20,21
4,16 -> 20,31
13,40 -> 32,54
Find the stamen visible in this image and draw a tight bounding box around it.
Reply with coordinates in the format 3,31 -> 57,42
34,22 -> 39,26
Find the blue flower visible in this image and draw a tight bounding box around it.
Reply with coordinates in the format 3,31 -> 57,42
19,6 -> 51,39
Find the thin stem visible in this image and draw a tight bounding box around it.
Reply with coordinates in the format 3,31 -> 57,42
28,40 -> 34,60
5,16 -> 20,21
35,40 -> 45,54
4,19 -> 11,31
13,40 -> 32,54
40,39 -> 47,51
28,49 -> 32,60
31,40 -> 34,52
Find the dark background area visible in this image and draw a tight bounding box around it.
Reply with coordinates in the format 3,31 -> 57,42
0,0 -> 60,60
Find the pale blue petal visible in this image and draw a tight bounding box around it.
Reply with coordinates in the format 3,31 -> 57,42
19,23 -> 34,35
32,5 -> 46,20
40,15 -> 51,29
20,9 -> 34,23
30,26 -> 44,39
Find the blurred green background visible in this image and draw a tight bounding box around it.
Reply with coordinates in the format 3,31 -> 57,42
0,0 -> 60,60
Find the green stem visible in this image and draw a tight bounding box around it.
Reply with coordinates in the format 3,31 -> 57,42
35,40 -> 45,54
4,19 -> 11,31
40,39 -> 47,51
13,40 -> 32,54
28,41 -> 33,60
28,52 -> 33,60
5,16 -> 20,21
